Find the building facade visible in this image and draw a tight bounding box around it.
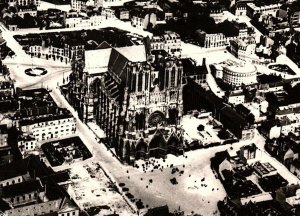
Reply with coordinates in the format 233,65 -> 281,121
65,13 -> 103,28
17,134 -> 37,157
222,61 -> 257,86
198,31 -> 226,48
17,5 -> 37,18
19,114 -> 76,142
71,0 -> 87,11
29,43 -> 84,63
8,0 -> 40,7
71,0 -> 103,11
246,3 -> 282,19
150,32 -> 181,56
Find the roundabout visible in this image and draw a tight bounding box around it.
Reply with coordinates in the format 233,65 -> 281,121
25,67 -> 48,77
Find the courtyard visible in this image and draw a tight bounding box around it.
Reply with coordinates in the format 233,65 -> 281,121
41,136 -> 92,167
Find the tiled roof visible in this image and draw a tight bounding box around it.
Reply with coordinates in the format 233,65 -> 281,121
97,41 -> 112,49
2,180 -> 42,198
236,104 -> 251,115
85,48 -> 112,74
145,205 -> 169,216
181,58 -> 208,76
108,48 -> 129,77
40,171 -> 70,185
19,112 -> 73,126
0,155 -> 51,181
116,45 -> 147,62
261,119 -> 279,131
220,106 -> 248,127
0,198 -> 11,211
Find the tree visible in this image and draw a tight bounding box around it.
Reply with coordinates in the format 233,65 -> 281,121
197,124 -> 204,131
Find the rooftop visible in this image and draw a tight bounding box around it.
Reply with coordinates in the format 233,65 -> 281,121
19,112 -> 73,127
2,180 -> 42,198
0,155 -> 51,181
181,58 -> 208,76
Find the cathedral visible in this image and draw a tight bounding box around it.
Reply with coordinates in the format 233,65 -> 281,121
62,44 -> 207,163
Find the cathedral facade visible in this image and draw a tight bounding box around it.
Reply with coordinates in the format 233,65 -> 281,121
63,47 -> 187,163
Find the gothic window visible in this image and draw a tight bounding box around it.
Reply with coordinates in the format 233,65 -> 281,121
145,73 -> 149,90
170,68 -> 176,87
178,68 -> 182,84
131,73 -> 136,92
138,73 -> 143,92
165,69 -> 169,89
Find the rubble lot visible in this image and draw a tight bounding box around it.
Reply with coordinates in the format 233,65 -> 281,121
68,162 -> 133,216
181,115 -> 221,146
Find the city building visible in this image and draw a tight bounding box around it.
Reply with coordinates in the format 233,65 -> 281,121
19,110 -> 76,142
290,10 -> 300,27
71,0 -> 102,11
235,0 -> 255,16
224,90 -> 245,105
65,12 -> 103,28
262,105 -> 300,136
0,124 -> 8,148
239,143 -> 257,161
41,136 -> 92,167
29,41 -> 84,63
196,31 -> 226,48
163,32 -> 181,56
209,6 -> 225,23
7,0 -> 40,7
11,89 -> 77,149
246,2 -> 282,19
113,7 -> 130,21
230,37 -> 256,60
0,124 -> 13,166
214,60 -> 257,86
219,106 -> 255,140
275,185 -> 300,215
215,144 -> 289,216
0,155 -> 80,216
253,161 -> 277,178
17,134 -> 37,158
181,58 -> 207,85
131,8 -> 159,30
150,31 -> 181,56
0,36 -> 7,59
17,5 -> 37,18
260,119 -> 281,139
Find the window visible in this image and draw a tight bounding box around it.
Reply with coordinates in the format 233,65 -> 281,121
170,68 -> 176,87
137,73 -> 143,92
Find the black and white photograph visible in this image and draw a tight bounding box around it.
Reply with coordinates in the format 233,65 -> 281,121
0,0 -> 300,215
